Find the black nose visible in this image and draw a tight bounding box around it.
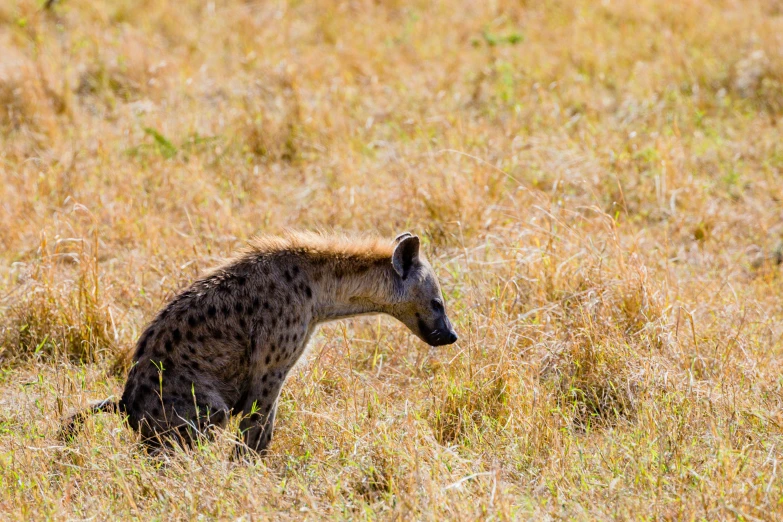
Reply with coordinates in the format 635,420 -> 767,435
424,329 -> 459,347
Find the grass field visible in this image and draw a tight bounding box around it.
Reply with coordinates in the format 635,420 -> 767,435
1,0 -> 783,519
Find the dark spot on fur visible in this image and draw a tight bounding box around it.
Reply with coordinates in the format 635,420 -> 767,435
148,373 -> 159,386
136,338 -> 147,356
263,301 -> 270,310
208,305 -> 217,317
188,316 -> 198,327
265,354 -> 271,365
270,343 -> 276,353
186,331 -> 195,342
197,335 -> 206,343
222,304 -> 230,316
284,270 -> 292,282
191,361 -> 201,371
172,328 -> 181,344
182,352 -> 190,361
292,265 -> 299,277
151,406 -> 161,417
261,374 -> 268,382
235,332 -> 243,342
139,383 -> 152,397
262,388 -> 269,398
165,339 -> 173,353
292,333 -> 298,342
269,282 -> 276,292
188,345 -> 196,354
251,297 -> 260,312
212,329 -> 223,340
236,275 -> 246,286
239,317 -> 247,329
235,302 -> 244,314
304,285 -> 312,299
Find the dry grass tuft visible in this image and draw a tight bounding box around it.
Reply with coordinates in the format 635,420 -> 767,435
234,73 -> 303,163
0,55 -> 60,141
544,338 -> 643,430
0,236 -> 116,365
75,27 -> 169,106
430,371 -> 513,446
537,245 -> 668,429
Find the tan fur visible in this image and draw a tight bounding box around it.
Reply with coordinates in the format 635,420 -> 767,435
244,230 -> 395,261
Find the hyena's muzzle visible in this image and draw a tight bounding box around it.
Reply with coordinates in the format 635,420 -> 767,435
418,314 -> 458,347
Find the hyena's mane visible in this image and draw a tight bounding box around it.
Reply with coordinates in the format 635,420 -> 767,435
241,230 -> 395,265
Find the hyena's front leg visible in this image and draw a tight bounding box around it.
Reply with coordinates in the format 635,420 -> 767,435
235,371 -> 286,456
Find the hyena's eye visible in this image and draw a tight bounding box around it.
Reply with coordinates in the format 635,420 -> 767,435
431,299 -> 444,313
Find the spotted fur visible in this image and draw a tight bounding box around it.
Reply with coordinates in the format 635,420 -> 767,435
61,231 -> 457,456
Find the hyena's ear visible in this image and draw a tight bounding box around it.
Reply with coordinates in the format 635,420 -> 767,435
392,234 -> 420,279
394,232 -> 414,243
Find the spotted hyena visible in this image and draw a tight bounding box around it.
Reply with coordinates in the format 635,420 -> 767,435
62,232 -> 458,455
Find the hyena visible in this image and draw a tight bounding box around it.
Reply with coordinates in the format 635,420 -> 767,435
62,232 -> 458,455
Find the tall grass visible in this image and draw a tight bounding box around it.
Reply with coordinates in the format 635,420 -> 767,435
1,0 -> 782,519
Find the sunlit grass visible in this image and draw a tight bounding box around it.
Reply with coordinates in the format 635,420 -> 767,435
1,0 -> 782,519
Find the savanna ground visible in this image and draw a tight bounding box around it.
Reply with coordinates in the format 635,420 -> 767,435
1,0 -> 782,519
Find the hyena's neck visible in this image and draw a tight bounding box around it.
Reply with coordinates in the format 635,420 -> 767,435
309,256 -> 399,323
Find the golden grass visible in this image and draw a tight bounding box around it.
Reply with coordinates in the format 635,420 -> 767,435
1,0 -> 783,518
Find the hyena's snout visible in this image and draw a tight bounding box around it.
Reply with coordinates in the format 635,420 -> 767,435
432,320 -> 458,346
440,329 -> 458,346
421,315 -> 458,347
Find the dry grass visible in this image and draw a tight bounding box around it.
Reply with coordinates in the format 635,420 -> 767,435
1,0 -> 783,519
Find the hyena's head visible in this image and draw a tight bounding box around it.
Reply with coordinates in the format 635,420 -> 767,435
388,233 -> 458,347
